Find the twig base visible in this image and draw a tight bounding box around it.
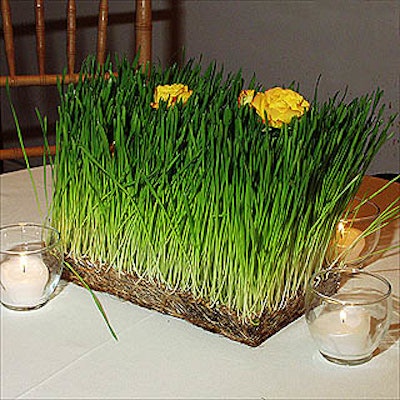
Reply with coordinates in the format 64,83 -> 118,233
62,257 -> 305,347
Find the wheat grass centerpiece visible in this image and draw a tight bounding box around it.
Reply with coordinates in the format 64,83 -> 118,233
44,56 -> 395,346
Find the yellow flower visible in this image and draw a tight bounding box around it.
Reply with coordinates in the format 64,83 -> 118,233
251,92 -> 269,121
151,84 -> 193,109
238,89 -> 255,107
251,87 -> 310,128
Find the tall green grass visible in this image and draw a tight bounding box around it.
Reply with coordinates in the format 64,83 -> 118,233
48,56 -> 394,321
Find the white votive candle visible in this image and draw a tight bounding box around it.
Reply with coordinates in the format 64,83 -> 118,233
310,306 -> 371,357
329,222 -> 366,263
0,255 -> 49,307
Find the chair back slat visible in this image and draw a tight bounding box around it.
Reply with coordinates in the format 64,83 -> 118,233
0,145 -> 56,160
1,0 -> 16,76
96,0 -> 108,65
1,0 -> 152,86
0,73 -> 80,87
35,0 -> 46,75
67,0 -> 76,75
135,0 -> 152,66
1,0 -> 153,162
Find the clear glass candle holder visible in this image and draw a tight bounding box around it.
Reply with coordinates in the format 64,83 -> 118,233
305,268 -> 392,366
326,197 -> 381,267
0,223 -> 63,311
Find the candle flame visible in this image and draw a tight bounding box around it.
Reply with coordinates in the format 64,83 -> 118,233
338,222 -> 345,239
340,309 -> 346,324
20,255 -> 28,273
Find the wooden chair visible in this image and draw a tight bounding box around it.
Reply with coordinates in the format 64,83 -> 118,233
0,0 -> 152,161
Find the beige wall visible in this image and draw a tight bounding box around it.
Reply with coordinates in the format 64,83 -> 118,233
1,0 -> 399,173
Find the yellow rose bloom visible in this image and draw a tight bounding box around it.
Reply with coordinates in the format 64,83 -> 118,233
250,92 -> 270,121
252,87 -> 310,128
151,84 -> 193,109
238,89 -> 255,107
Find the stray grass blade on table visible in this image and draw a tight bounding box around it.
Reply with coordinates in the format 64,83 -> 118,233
45,56 -> 394,345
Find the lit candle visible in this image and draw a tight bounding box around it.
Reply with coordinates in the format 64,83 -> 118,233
0,255 -> 49,307
310,306 -> 371,357
332,222 -> 366,262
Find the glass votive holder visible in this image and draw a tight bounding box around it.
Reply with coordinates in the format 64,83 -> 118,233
305,267 -> 392,366
0,223 -> 63,311
326,197 -> 381,266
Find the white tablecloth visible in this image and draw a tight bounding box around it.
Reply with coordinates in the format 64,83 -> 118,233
1,167 -> 399,399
